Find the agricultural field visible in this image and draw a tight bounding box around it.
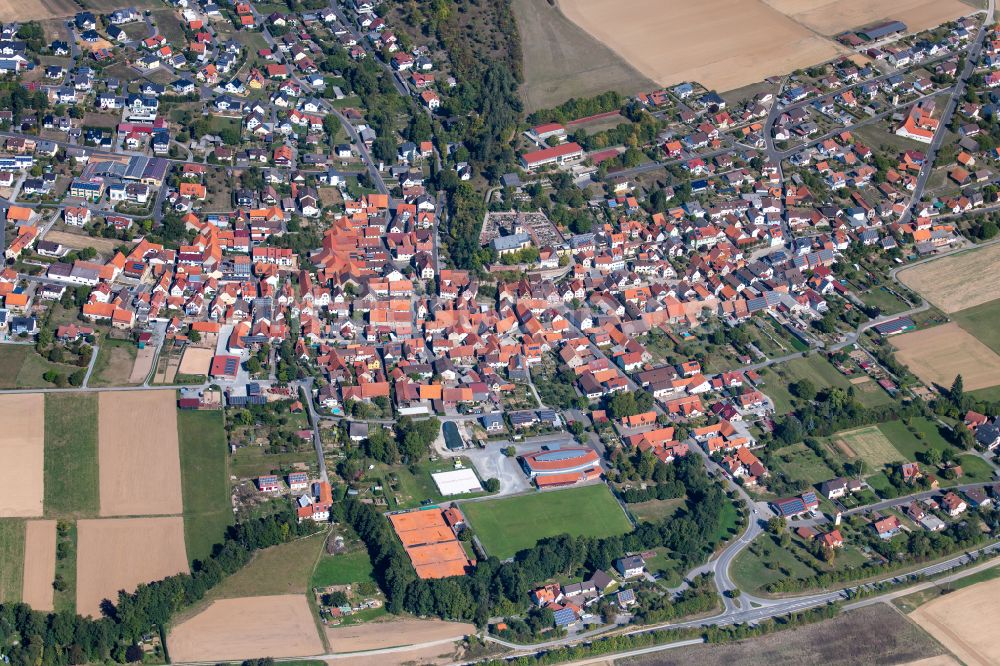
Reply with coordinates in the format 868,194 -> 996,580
461,484 -> 631,560
21,520 -> 56,611
0,394 -> 45,518
909,577 -> 1000,666
177,409 -> 232,563
76,517 -> 189,617
894,564 -> 1000,613
43,393 -> 100,518
206,532 -> 325,600
833,425 -> 904,469
510,0 -> 654,112
950,298 -> 1000,355
0,520 -> 25,603
898,243 -> 1000,313
891,323 -> 1000,391
0,0 -> 78,21
557,0 -> 844,92
98,390 -> 183,516
620,604 -> 948,666
762,0 -> 973,36
168,595 -> 324,663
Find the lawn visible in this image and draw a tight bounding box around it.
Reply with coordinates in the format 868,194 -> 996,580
860,287 -> 912,316
44,393 -> 100,518
462,484 -> 632,560
310,550 -> 375,588
877,417 -> 954,463
732,531 -> 871,594
867,472 -> 894,496
628,497 -> 685,523
952,455 -> 995,483
762,354 -> 893,415
0,520 -> 24,603
772,443 -> 837,486
207,532 -> 326,600
178,409 -> 233,563
952,298 -> 1000,355
0,344 -> 81,389
89,338 -> 138,387
710,498 -> 742,545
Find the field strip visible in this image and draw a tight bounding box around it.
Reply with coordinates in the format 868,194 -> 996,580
76,516 -> 189,617
98,390 -> 183,516
22,520 -> 56,611
0,394 -> 45,517
168,594 -> 325,662
892,323 -> 1000,391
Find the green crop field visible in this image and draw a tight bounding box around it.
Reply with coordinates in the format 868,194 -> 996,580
0,520 -> 25,603
311,550 -> 375,587
178,409 -> 233,562
877,417 -> 953,462
462,484 -> 632,560
44,393 -> 100,518
952,298 -> 1000,355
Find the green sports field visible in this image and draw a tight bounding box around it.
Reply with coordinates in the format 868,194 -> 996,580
461,484 -> 632,560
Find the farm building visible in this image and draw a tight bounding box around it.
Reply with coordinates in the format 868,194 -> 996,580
873,317 -> 915,336
858,20 -> 906,41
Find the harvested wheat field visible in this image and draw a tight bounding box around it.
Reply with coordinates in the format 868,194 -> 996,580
76,517 -> 189,617
892,323 -> 1000,391
762,0 -> 971,36
21,520 -> 56,611
558,0 -> 844,91
326,618 -> 474,652
0,0 -> 79,21
168,595 -> 323,662
898,244 -> 1000,313
98,390 -> 183,516
0,394 -> 45,517
909,577 -> 1000,666
178,347 -> 213,376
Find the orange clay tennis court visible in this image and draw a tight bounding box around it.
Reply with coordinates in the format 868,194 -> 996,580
388,509 -> 473,579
